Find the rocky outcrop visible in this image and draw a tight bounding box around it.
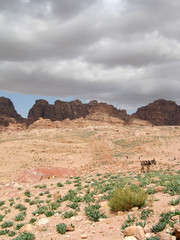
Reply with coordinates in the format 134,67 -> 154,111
27,99 -> 129,125
88,102 -> 129,121
0,97 -> 24,126
86,102 -> 129,124
132,99 -> 180,126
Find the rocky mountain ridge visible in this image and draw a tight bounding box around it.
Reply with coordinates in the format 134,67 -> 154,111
26,99 -> 129,126
0,97 -> 24,126
0,96 -> 180,126
133,99 -> 180,126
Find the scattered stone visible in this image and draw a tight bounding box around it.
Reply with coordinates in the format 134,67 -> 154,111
144,226 -> 151,234
131,207 -> 139,211
124,226 -> 145,240
145,233 -> 151,238
170,207 -> 176,212
75,216 -> 83,222
174,222 -> 180,239
124,226 -> 137,236
118,211 -> 124,216
135,226 -> 145,240
20,224 -> 34,233
124,236 -> 137,240
156,231 -> 171,240
81,233 -> 88,239
154,186 -> 164,192
66,226 -> 75,231
53,193 -> 61,201
38,218 -> 49,226
132,180 -> 140,186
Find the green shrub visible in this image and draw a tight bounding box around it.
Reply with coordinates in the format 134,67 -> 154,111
146,237 -> 160,240
29,218 -> 37,224
85,204 -> 107,222
151,221 -> 167,233
1,221 -> 13,228
57,182 -> 63,187
169,197 -> 180,206
163,180 -> 180,195
151,210 -> 180,233
48,202 -> 60,210
62,210 -> 76,218
0,229 -> 9,235
24,191 -> 31,198
15,223 -> 24,230
0,201 -> 5,206
56,223 -> 67,234
8,231 -> 16,237
39,184 -> 47,189
13,232 -> 35,240
44,210 -> 55,217
109,186 -> 147,212
0,214 -> 4,222
136,221 -> 146,228
67,202 -> 79,210
14,204 -> 27,211
140,209 -> 154,220
24,198 -> 30,202
14,211 -> 26,221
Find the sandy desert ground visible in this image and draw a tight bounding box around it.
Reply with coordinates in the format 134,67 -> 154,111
0,119 -> 179,240
0,119 -> 179,183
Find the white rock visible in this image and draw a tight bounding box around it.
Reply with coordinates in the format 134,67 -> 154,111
81,234 -> 88,239
124,237 -> 137,240
145,233 -> 151,238
38,218 -> 49,226
75,216 -> 83,222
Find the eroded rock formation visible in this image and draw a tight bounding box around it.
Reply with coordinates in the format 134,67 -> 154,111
133,99 -> 180,125
27,99 -> 129,125
0,97 -> 24,126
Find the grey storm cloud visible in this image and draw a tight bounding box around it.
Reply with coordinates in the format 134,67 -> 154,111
0,0 -> 180,110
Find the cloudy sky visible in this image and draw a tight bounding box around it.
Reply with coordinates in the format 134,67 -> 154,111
0,0 -> 180,117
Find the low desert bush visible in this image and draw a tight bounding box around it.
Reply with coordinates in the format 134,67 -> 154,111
146,237 -> 160,240
13,232 -> 35,240
109,186 -> 147,212
85,204 -> 107,222
56,223 -> 67,234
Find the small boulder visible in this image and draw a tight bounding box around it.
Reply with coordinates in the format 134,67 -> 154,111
124,226 -> 137,236
156,231 -> 171,240
174,222 -> 180,239
66,225 -> 75,231
81,234 -> 88,239
124,226 -> 145,240
53,193 -> 61,201
38,218 -> 49,226
135,226 -> 145,240
154,186 -> 164,192
20,224 -> 34,233
124,237 -> 137,240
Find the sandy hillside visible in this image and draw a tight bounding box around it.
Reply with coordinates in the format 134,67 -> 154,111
0,119 -> 179,183
0,119 -> 180,240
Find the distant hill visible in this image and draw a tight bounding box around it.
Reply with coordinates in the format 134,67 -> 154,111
0,97 -> 24,126
0,97 -> 180,126
26,99 -> 129,126
132,99 -> 180,125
